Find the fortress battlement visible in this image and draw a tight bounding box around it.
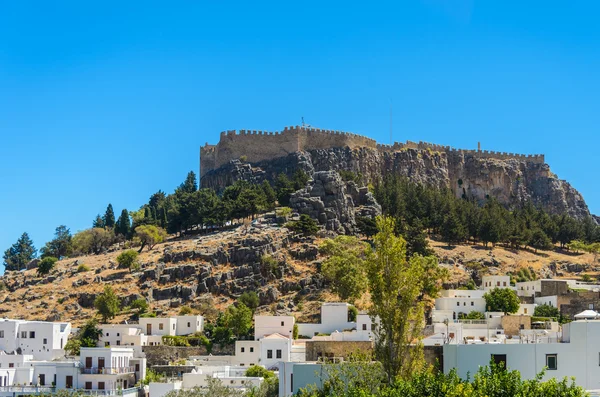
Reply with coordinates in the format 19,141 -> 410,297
200,125 -> 545,176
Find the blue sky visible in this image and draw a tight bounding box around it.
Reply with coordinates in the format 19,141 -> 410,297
1,1 -> 599,259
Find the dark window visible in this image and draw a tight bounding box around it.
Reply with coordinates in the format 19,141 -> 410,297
187,322 -> 191,327
281,321 -> 285,326
291,374 -> 293,392
250,347 -> 254,353
276,349 -> 282,359
43,338 -> 47,345
491,354 -> 507,369
116,340 -> 120,346
29,331 -> 35,338
85,382 -> 92,390
135,364 -> 140,371
85,357 -> 92,368
520,324 -> 525,330
66,376 -> 73,389
98,382 -> 105,390
471,302 -> 474,306
0,331 -> 4,338
241,347 -> 245,353
117,333 -> 120,337
8,363 -> 13,368
362,324 -> 367,331
39,374 -> 45,386
105,342 -> 110,347
546,354 -> 557,370
267,350 -> 273,359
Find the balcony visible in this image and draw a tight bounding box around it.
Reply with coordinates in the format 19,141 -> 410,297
81,366 -> 136,375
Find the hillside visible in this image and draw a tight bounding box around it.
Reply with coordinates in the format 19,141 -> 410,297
0,214 -> 596,326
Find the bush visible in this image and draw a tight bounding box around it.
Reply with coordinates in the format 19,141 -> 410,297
162,335 -> 190,347
179,306 -> 193,315
238,291 -> 259,311
130,298 -> 149,314
245,365 -> 275,379
466,311 -> 485,320
534,303 -> 559,318
117,250 -> 139,269
77,263 -> 90,272
139,312 -> 157,318
348,306 -> 358,322
37,256 -> 58,275
286,214 -> 319,236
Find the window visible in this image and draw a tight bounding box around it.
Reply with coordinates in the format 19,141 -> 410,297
362,324 -> 367,331
281,321 -> 285,326
135,364 -> 140,371
116,340 -> 120,346
491,354 -> 506,368
497,282 -> 500,286
276,349 -> 282,359
98,382 -> 105,390
291,374 -> 293,391
471,302 -> 474,306
250,347 -> 254,352
8,363 -> 14,368
267,350 -> 273,359
173,324 -> 175,330
187,322 -> 191,327
117,333 -> 120,337
159,323 -> 164,330
456,302 -> 460,307
503,282 -> 507,287
66,376 -> 73,389
241,363 -> 245,366
21,331 -> 27,339
520,324 -> 525,330
106,333 -> 109,337
524,308 -> 528,314
85,382 -> 92,390
29,331 -> 35,338
43,338 -> 47,345
0,331 -> 4,338
241,347 -> 245,353
546,354 -> 557,370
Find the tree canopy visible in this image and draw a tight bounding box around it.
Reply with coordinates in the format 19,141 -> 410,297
3,232 -> 37,271
483,288 -> 520,314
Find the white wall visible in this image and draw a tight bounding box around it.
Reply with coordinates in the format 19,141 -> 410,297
516,304 -> 536,316
481,276 -> 511,290
138,318 -> 177,336
233,341 -> 260,367
534,296 -> 558,308
175,316 -> 203,336
434,297 -> 486,319
149,381 -> 181,397
0,320 -> 71,361
260,336 -> 291,370
254,316 -> 294,340
515,281 -> 541,297
297,303 -> 355,337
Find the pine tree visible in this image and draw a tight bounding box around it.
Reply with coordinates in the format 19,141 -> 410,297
3,232 -> 37,271
92,214 -> 105,229
179,171 -> 198,193
103,204 -> 116,229
116,209 -> 131,238
40,225 -> 72,259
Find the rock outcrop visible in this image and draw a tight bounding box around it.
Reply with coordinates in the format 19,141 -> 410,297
201,146 -> 590,220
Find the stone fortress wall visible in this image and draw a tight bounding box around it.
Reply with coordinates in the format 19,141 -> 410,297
200,125 -> 545,176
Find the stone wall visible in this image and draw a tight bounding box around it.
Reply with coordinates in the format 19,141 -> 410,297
200,126 -> 545,177
501,315 -> 531,336
540,280 -> 569,297
559,291 -> 600,320
304,341 -> 373,361
424,345 -> 443,372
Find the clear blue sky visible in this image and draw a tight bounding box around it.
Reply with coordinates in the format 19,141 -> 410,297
1,1 -> 600,261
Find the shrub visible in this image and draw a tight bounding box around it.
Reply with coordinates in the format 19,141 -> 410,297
37,256 -> 58,275
245,365 -> 275,379
179,306 -> 193,315
139,312 -> 157,318
286,214 -> 319,236
77,264 -> 90,272
117,250 -> 139,270
162,335 -> 190,347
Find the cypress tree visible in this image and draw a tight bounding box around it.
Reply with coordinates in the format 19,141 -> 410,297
116,209 -> 131,238
104,204 -> 116,229
179,171 -> 198,193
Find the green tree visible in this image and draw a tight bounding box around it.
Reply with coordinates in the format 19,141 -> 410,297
117,250 -> 139,270
179,171 -> 198,193
135,225 -> 168,252
37,256 -> 58,275
286,214 -> 319,236
40,225 -> 72,259
71,228 -> 114,255
356,216 -> 378,238
116,209 -> 131,238
92,214 -> 105,229
225,303 -> 253,338
104,204 -> 116,229
64,338 -> 82,356
320,236 -> 369,303
534,303 -> 559,318
245,366 -> 275,379
94,285 -> 121,322
484,287 -> 520,314
366,216 -> 446,381
529,228 -> 553,253
261,180 -> 277,209
130,298 -> 149,315
179,305 -> 193,315
274,174 -> 295,206
441,211 -> 467,246
238,291 -> 259,312
465,311 -> 485,320
2,232 -> 37,271
404,220 -> 433,258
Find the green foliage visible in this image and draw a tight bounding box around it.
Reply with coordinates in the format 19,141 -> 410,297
338,170 -> 362,184
162,335 -> 191,347
465,311 -> 485,320
139,312 -> 157,318
515,267 -> 537,282
356,216 -> 378,238
64,338 -> 81,356
37,256 -> 58,275
348,306 -> 358,322
484,287 -> 520,314
366,216 -> 447,381
40,225 -> 72,259
534,303 -> 559,318
286,214 -> 319,236
65,319 -> 103,355
77,263 -> 90,272
116,209 -> 131,238
164,378 -> 244,397
140,369 -> 163,386
72,228 -> 114,255
94,285 -> 121,322
581,274 -> 592,282
320,236 -> 369,303
104,204 -> 116,229
117,250 -> 139,269
3,232 -> 37,271
135,225 -> 167,251
293,323 -> 299,340
179,305 -> 193,315
224,303 -> 253,338
179,171 -> 198,194
238,291 -> 260,311
130,298 -> 149,314
245,366 -> 275,379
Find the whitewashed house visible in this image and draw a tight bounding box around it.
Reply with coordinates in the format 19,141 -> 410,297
481,275 -> 511,290
296,303 -> 355,337
0,319 -> 71,361
254,315 -> 295,340
78,347 -> 146,391
175,315 -> 204,336
138,318 -> 177,337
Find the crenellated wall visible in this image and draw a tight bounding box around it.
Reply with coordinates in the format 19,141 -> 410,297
200,126 -> 545,176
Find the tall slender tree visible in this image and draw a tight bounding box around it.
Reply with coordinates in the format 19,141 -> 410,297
179,171 -> 198,193
103,204 -> 116,229
116,209 -> 131,238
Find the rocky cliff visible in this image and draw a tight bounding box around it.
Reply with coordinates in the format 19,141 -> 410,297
201,146 -> 590,221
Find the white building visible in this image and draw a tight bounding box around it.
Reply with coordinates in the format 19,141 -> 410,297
254,316 -> 295,340
138,318 -> 177,337
296,303 -> 355,337
78,347 -> 146,391
481,275 -> 511,290
0,319 -> 71,361
175,315 -> 204,336
260,333 -> 291,370
433,290 -> 486,321
443,319 -> 600,390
